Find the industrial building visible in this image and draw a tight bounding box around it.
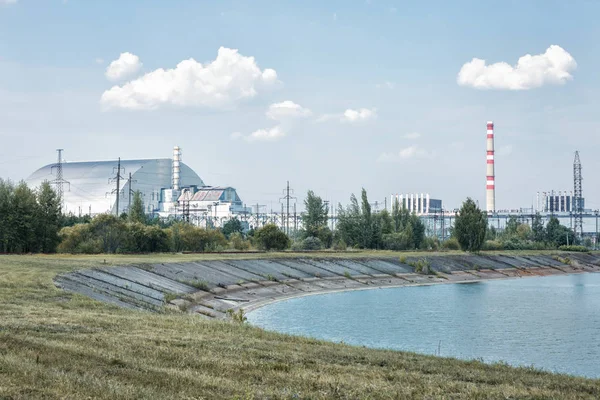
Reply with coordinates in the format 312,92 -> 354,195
389,193 -> 443,216
536,191 -> 586,213
26,147 -> 247,226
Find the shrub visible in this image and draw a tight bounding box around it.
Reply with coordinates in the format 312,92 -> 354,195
333,239 -> 347,251
420,236 -> 439,251
299,236 -> 323,251
409,258 -> 431,274
230,232 -> 251,251
254,224 -> 290,251
558,245 -> 588,252
382,232 -> 411,251
482,240 -> 503,251
442,238 -> 460,250
226,308 -> 247,323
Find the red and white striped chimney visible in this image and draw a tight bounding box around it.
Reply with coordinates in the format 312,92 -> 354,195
486,121 -> 495,213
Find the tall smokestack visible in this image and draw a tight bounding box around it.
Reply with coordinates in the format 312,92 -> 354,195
486,121 -> 495,213
173,146 -> 181,190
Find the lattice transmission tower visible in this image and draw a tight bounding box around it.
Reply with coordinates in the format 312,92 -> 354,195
573,151 -> 583,240
50,149 -> 70,211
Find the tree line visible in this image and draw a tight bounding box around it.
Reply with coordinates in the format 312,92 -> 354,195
0,179 -> 585,254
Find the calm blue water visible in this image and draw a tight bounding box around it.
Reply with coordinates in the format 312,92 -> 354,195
248,273 -> 600,378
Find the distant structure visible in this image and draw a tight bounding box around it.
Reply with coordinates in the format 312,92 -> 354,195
536,191 -> 580,213
26,146 -> 248,226
486,121 -> 495,213
574,151 -> 584,239
389,193 -> 443,216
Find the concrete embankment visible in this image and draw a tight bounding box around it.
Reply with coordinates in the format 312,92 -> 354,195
54,253 -> 600,318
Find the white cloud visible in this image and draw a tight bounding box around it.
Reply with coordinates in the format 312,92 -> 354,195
377,145 -> 433,162
0,0 -> 17,4
457,45 -> 577,90
375,81 -> 395,89
101,47 -> 278,110
105,52 -> 142,82
403,132 -> 421,139
266,100 -> 311,120
246,126 -> 285,142
342,108 -> 377,122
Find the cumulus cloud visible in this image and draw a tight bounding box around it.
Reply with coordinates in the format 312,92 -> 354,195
342,108 -> 377,122
101,47 -> 278,110
105,52 -> 142,81
246,126 -> 285,142
403,132 -> 421,139
457,45 -> 577,90
376,81 -> 395,89
377,145 -> 433,162
266,101 -> 312,120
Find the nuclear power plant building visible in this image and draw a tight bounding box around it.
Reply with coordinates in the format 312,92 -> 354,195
26,147 -> 246,224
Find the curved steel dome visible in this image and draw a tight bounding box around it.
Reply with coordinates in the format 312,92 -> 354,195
26,158 -> 204,216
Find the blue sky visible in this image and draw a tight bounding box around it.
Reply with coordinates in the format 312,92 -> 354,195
1,0 -> 599,211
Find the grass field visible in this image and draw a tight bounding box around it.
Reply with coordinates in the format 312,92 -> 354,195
1,253 -> 599,399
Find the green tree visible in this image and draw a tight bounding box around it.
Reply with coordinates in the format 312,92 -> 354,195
505,216 -> 520,237
453,198 -> 487,252
12,181 -> 39,253
359,188 -> 373,248
0,179 -> 14,253
531,213 -> 545,242
254,224 -> 290,251
545,217 -> 575,247
222,218 -> 244,239
36,181 -> 62,253
128,191 -> 146,224
301,190 -> 329,237
336,195 -> 361,247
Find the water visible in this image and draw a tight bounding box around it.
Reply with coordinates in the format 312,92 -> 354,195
247,273 -> 600,378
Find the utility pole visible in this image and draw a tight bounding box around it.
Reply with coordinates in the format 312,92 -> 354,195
280,181 -> 296,235
127,172 -> 138,212
107,158 -> 124,216
293,202 -> 297,237
50,149 -> 70,211
254,203 -> 265,229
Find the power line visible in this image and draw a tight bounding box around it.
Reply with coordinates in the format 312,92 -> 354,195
50,149 -> 70,211
106,158 -> 125,216
280,181 -> 296,236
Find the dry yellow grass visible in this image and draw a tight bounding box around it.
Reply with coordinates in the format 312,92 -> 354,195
0,253 -> 599,399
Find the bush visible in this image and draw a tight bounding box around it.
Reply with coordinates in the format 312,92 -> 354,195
254,224 -> 290,251
382,232 -> 411,251
230,232 -> 251,251
558,245 -> 589,252
442,237 -> 460,250
409,258 -> 431,274
333,239 -> 347,251
298,236 -> 323,251
482,240 -> 504,251
420,236 -> 439,251
167,223 -> 227,252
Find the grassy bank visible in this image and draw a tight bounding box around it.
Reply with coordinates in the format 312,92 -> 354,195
1,253 -> 599,399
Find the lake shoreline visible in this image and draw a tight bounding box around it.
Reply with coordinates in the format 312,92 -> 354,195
237,264 -> 600,316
